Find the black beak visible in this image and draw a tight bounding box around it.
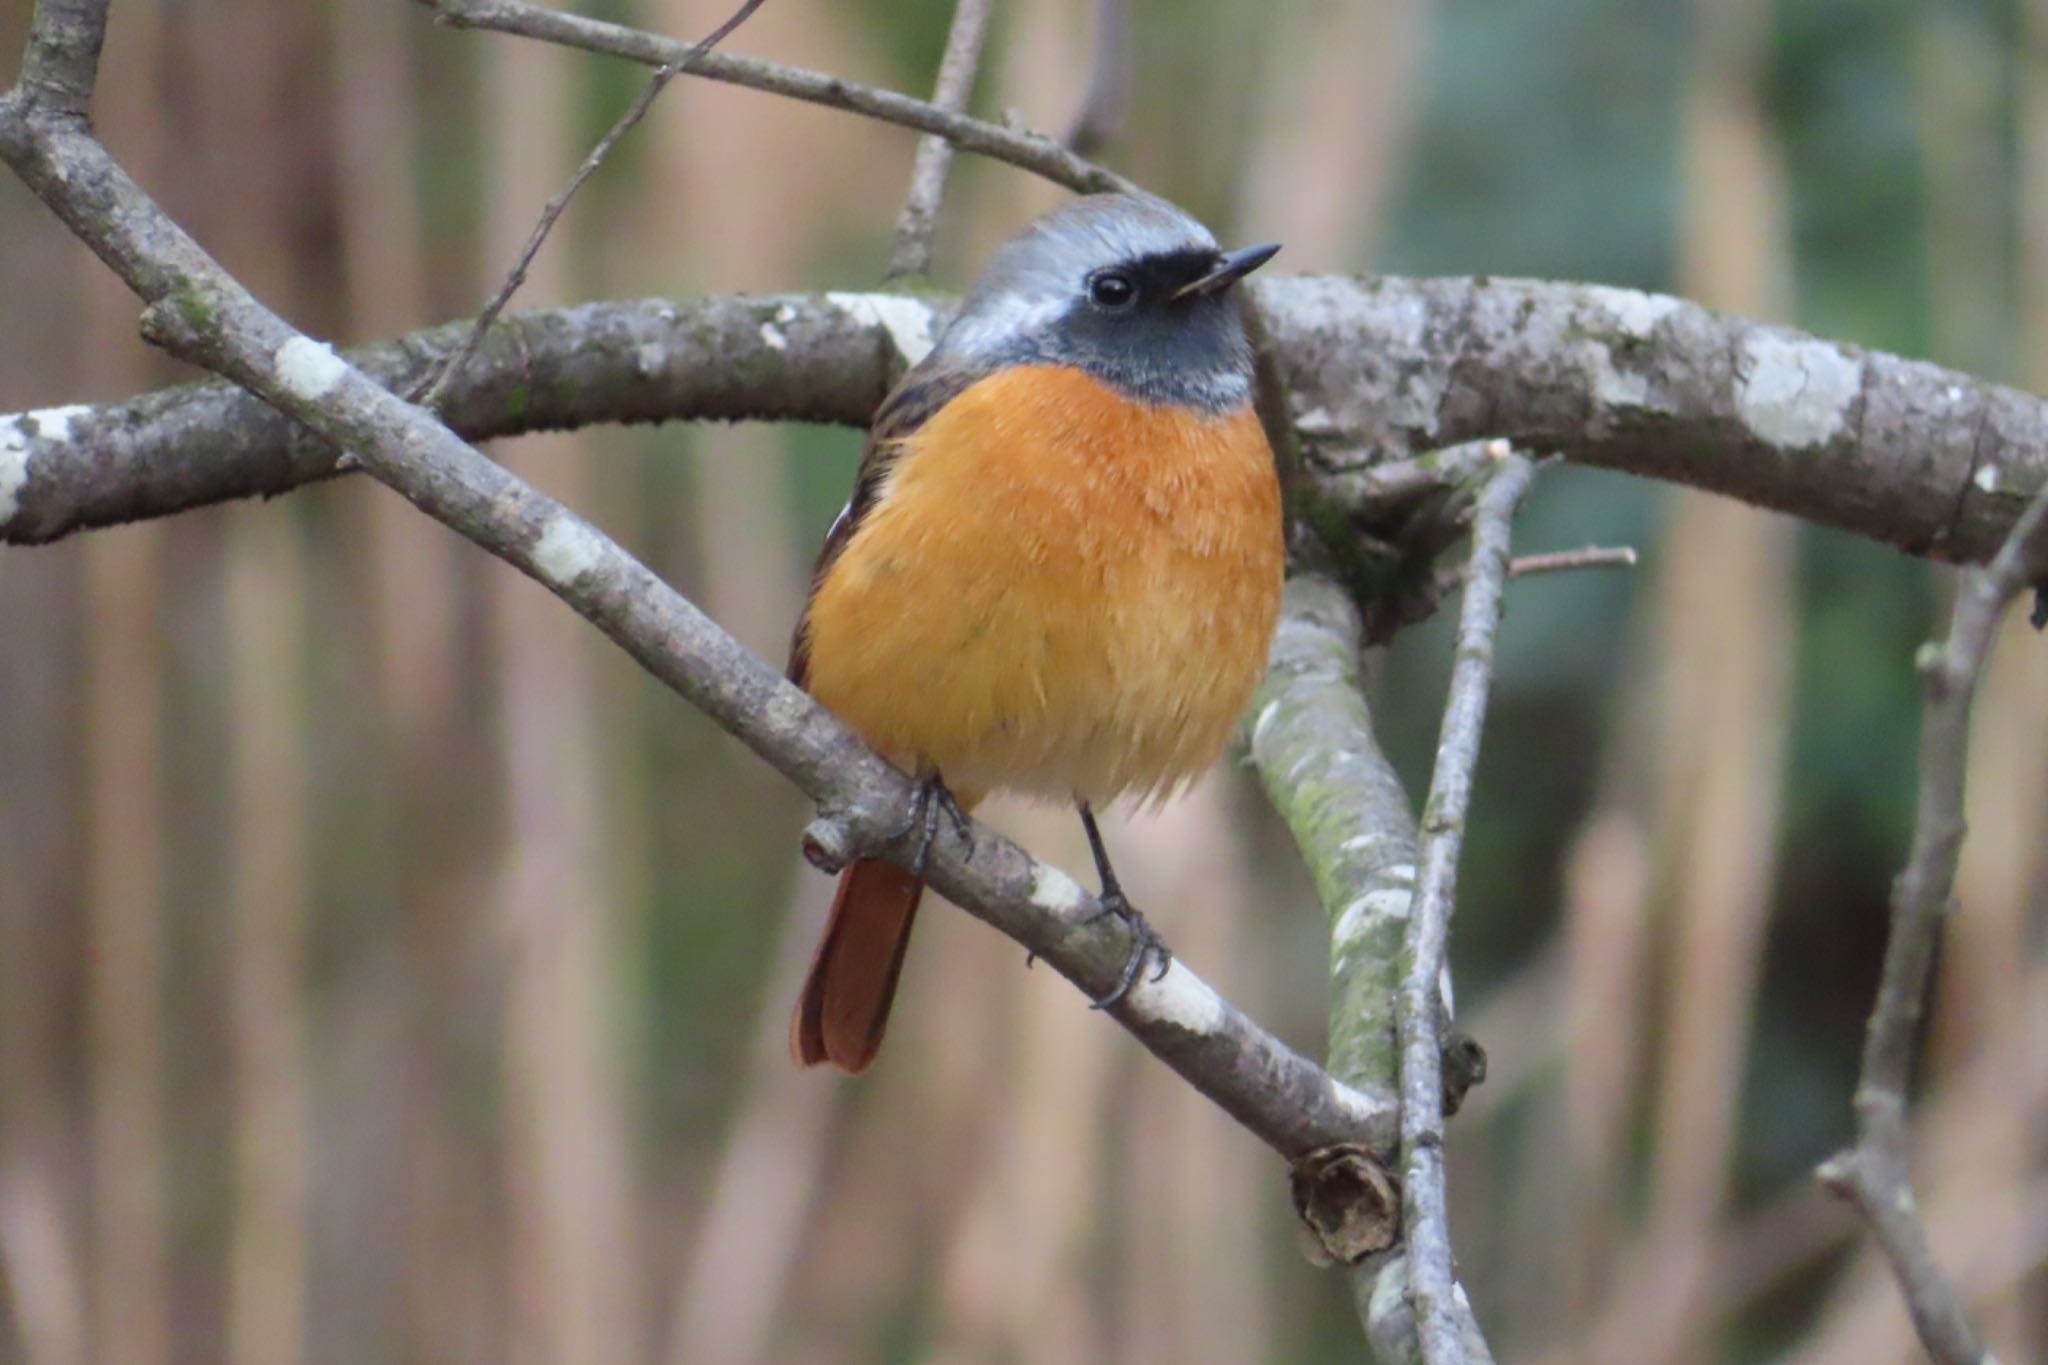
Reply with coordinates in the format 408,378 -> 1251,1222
1175,242 -> 1282,299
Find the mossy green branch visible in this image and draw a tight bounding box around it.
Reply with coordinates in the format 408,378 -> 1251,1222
1248,575 -> 1418,1104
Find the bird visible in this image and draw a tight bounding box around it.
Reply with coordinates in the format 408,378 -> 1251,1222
788,192 -> 1285,1073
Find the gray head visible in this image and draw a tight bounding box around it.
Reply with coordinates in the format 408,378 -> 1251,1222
933,194 -> 1280,413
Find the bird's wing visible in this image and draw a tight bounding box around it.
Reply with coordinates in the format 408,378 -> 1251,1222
787,357 -> 989,686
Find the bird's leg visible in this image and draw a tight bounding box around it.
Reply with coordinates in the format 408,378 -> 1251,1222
888,770 -> 973,878
1076,801 -> 1171,1008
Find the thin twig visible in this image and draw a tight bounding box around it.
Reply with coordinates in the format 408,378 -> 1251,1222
415,0 -> 768,409
1399,451 -> 1534,1365
1508,544 -> 1637,577
1064,0 -> 1129,156
884,0 -> 993,279
1815,477 -> 2048,1364
1434,543 -> 1637,595
416,0 -> 1133,196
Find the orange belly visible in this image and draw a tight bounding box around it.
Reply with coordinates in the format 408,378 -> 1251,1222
801,364 -> 1284,805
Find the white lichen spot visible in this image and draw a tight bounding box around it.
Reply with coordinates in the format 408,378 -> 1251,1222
1293,405 -> 1338,436
759,321 -> 789,352
1134,959 -> 1226,1035
634,342 -> 667,377
1592,360 -> 1653,410
827,292 -> 938,367
1367,1252 -> 1410,1326
1334,896 -> 1371,944
1335,887 -> 1414,945
0,422 -> 29,527
274,336 -> 348,401
1737,332 -> 1861,448
533,516 -> 605,587
1029,862 -> 1087,917
1974,463 -> 2004,494
774,303 -> 797,324
23,403 -> 87,444
1584,284 -> 1683,338
0,405 -> 87,526
1250,699 -> 1281,748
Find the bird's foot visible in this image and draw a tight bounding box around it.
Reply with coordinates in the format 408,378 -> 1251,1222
1083,891 -> 1172,1009
890,773 -> 973,877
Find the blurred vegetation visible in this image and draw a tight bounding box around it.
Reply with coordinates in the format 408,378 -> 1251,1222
1,0 -> 2043,1362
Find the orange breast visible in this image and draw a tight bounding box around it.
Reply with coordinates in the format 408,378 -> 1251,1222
802,364 -> 1284,805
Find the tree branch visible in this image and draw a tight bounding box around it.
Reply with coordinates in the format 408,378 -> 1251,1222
1399,451 -> 1530,1365
883,0 -> 992,279
1064,0 -> 1129,156
16,0 -> 106,115
1814,469 -> 2048,1363
0,24 -> 1392,1171
1248,575 -> 1494,1364
9,280 -> 2042,566
416,0 -> 1133,196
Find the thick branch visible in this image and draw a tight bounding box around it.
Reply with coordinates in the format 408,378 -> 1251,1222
1265,275 -> 2047,565
418,0 -> 1132,196
0,65 -> 1391,1168
1815,472 -> 2048,1363
0,294 -> 906,543
1249,575 -> 1493,1364
884,0 -> 992,279
1398,452 -> 1529,1365
9,281 -> 2045,566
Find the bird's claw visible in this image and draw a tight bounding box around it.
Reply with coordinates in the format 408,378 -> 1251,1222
891,774 -> 973,878
1085,892 -> 1172,1009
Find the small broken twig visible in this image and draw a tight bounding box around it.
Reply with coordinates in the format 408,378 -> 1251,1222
1435,542 -> 1638,594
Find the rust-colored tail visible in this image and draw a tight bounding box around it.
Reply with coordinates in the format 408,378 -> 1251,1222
790,859 -> 925,1072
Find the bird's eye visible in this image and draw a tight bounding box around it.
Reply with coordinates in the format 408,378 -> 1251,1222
1088,270 -> 1136,310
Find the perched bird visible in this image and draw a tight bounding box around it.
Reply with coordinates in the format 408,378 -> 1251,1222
789,193 -> 1285,1072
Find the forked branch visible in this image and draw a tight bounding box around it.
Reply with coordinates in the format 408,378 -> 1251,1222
1816,476 -> 2048,1364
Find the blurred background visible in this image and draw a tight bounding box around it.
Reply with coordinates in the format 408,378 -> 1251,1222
0,0 -> 2042,1360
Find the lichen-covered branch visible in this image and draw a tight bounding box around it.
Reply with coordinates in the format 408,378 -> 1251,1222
10,279 -> 2045,568
1263,274 -> 2047,565
0,294 -> 909,544
0,25 -> 1389,1171
1248,575 -> 1492,1364
1815,473 -> 2048,1364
